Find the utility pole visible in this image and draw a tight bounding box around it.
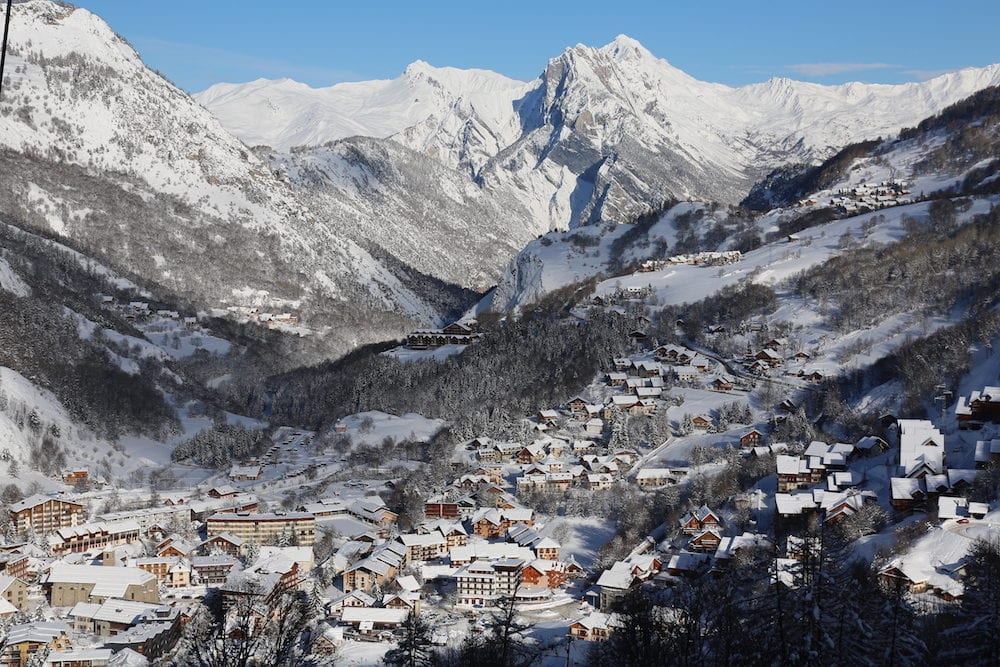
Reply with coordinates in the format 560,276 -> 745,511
0,0 -> 13,104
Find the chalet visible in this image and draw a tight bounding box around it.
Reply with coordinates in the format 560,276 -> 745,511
672,366 -> 700,382
877,564 -> 927,595
691,415 -> 712,430
566,397 -> 589,415
666,551 -> 711,577
586,473 -> 614,491
383,592 -> 421,614
897,419 -> 945,478
613,358 -> 633,371
348,498 -> 399,528
975,438 -> 1000,468
516,443 -> 547,465
229,464 -> 263,481
739,429 -> 764,448
747,360 -> 771,376
937,496 -> 990,521
607,396 -> 639,416
634,361 -> 662,378
709,377 -> 735,392
714,533 -> 772,564
157,537 -> 194,558
0,575 -> 27,611
471,508 -> 534,538
776,455 -> 818,492
207,485 -> 239,499
607,372 -> 628,387
765,338 -> 787,350
522,560 -> 577,589
826,470 -> 862,492
689,528 -> 722,552
568,612 -> 616,642
853,435 -> 890,457
342,557 -> 391,594
62,469 -> 89,485
595,563 -> 641,609
419,521 -> 468,548
636,468 -> 674,488
199,533 -> 246,557
956,386 -> 1000,428
329,589 -> 376,614
535,410 -> 559,426
679,506 -> 721,535
754,349 -> 783,366
2,622 -> 72,667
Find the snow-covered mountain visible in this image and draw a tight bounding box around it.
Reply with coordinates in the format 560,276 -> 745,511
199,35 -> 1000,228
0,0 -> 492,356
3,0 -> 999,361
198,62 -> 533,175
485,85 -> 1000,313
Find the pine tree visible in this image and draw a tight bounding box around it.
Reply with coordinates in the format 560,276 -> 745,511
939,538 -> 1000,663
383,610 -> 434,667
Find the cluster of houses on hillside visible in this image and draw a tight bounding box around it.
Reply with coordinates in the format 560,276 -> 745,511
829,180 -> 913,214
799,180 -> 913,214
591,286 -> 655,308
739,337 -> 823,383
0,480 -> 460,662
96,295 -> 199,329
224,306 -> 301,329
404,320 -> 482,350
638,250 -> 742,272
583,409 -> 995,634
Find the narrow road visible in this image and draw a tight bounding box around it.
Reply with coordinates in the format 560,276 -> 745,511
626,435 -> 675,479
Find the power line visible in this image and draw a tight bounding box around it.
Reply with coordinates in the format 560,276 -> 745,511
0,0 -> 12,104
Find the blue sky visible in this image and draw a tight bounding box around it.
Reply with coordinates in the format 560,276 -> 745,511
79,1 -> 1000,92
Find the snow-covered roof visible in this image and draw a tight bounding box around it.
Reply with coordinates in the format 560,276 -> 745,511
341,607 -> 409,624
897,419 -> 944,476
44,564 -> 155,598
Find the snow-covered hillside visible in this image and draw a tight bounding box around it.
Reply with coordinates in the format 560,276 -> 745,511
0,0 -> 483,354
199,35 -> 1000,227
198,62 -> 533,173
486,93 -> 1000,313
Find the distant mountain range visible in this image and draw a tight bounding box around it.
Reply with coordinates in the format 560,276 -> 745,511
199,35 -> 1000,221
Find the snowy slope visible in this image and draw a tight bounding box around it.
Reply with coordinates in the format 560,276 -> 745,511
487,97 -> 1000,313
0,0 -> 474,354
0,366 -> 140,486
198,62 -> 533,172
198,35 -> 1000,228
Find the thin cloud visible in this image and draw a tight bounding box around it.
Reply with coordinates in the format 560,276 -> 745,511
131,36 -> 363,90
901,68 -> 957,82
785,62 -> 897,77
